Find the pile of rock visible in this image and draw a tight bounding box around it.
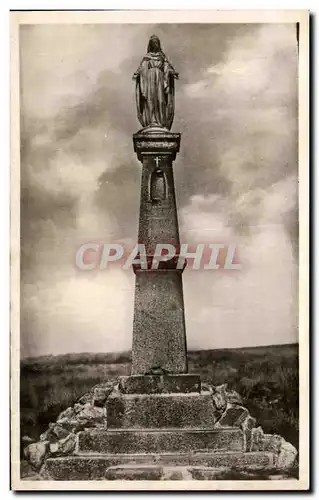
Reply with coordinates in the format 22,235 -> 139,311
205,383 -> 297,471
23,380 -> 116,473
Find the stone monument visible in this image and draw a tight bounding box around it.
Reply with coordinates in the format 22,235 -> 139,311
26,36 -> 297,481
131,34 -> 187,376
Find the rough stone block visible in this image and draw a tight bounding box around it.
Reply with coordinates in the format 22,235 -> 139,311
20,460 -> 42,481
24,441 -> 50,470
262,433 -> 282,454
251,426 -> 264,451
107,392 -> 216,428
105,465 -> 163,480
277,439 -> 298,470
161,466 -> 193,480
190,467 -> 232,480
49,433 -> 77,457
77,428 -> 244,454
242,416 -> 256,452
93,385 -> 114,407
191,451 -> 276,470
40,423 -> 70,443
118,374 -> 201,394
41,456 -> 112,480
216,405 -> 249,427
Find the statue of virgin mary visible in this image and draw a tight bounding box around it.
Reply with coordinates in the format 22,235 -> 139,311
133,35 -> 179,130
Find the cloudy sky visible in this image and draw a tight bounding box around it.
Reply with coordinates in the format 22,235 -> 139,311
20,23 -> 298,358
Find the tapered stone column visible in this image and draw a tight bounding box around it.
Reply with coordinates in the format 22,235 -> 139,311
131,127 -> 188,375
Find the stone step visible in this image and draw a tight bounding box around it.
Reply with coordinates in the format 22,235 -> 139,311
107,391 -> 216,428
41,452 -> 276,481
105,464 -> 286,481
77,428 -> 244,454
105,464 -> 164,480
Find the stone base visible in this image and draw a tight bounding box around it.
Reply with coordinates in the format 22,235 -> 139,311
77,428 -> 244,454
118,374 -> 201,394
107,391 -> 216,429
41,451 -> 278,481
23,376 -> 298,482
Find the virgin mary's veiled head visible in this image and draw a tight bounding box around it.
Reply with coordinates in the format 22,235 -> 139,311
147,35 -> 161,53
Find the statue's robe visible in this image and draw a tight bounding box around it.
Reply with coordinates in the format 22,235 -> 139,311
135,52 -> 174,129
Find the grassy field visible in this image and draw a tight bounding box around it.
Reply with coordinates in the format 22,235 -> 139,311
20,344 -> 299,449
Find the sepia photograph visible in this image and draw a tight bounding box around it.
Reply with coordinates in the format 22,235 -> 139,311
10,10 -> 309,491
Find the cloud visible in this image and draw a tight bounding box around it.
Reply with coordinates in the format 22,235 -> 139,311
180,175 -> 298,349
21,268 -> 135,358
20,23 -> 298,357
184,24 -> 297,106
183,221 -> 297,350
178,23 -> 297,243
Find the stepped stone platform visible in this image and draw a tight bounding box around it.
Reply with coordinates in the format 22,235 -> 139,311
41,451 -> 278,481
22,375 -> 298,481
78,428 -> 244,454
